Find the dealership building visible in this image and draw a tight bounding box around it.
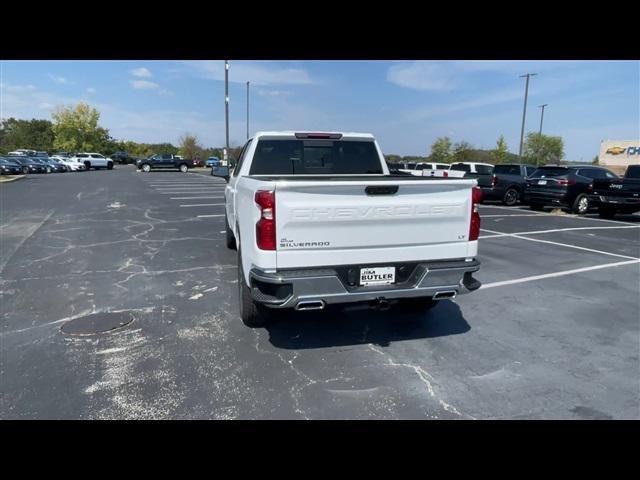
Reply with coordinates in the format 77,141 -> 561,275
599,140 -> 640,167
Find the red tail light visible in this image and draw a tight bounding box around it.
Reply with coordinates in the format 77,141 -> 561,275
443,171 -> 449,178
469,186 -> 482,241
556,178 -> 576,186
491,174 -> 497,187
255,190 -> 276,250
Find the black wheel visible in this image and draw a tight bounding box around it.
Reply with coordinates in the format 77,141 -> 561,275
22,166 -> 28,174
225,213 -> 236,250
238,246 -> 270,328
598,207 -> 617,219
179,163 -> 188,173
572,194 -> 589,215
502,188 -> 519,206
107,161 -> 113,170
84,161 -> 91,170
397,297 -> 438,312
529,203 -> 544,211
142,163 -> 151,173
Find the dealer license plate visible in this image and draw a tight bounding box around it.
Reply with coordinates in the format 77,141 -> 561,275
360,267 -> 396,287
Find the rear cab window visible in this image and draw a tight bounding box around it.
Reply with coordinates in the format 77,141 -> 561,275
248,139 -> 383,175
450,163 -> 471,172
475,165 -> 494,175
493,165 -> 521,176
625,166 -> 640,178
530,167 -> 570,178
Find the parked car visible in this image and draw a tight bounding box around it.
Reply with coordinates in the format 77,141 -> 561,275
52,156 -> 85,171
69,153 -> 114,170
212,131 -> 482,327
524,165 -> 619,214
110,151 -> 137,164
449,162 -> 494,184
136,154 -> 193,172
589,165 -> 640,218
8,156 -> 48,174
206,156 -> 221,167
35,154 -> 68,173
481,163 -> 538,206
0,157 -> 24,175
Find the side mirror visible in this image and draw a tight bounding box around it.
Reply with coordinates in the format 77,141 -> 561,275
212,165 -> 230,181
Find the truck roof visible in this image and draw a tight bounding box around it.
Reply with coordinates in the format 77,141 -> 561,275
253,131 -> 375,140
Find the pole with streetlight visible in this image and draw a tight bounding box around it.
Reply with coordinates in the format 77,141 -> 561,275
538,104 -> 548,135
518,73 -> 537,159
224,60 -> 230,164
246,81 -> 250,140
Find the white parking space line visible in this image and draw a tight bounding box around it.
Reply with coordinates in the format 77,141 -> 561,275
481,228 -> 640,261
180,203 -> 225,207
481,225 -> 640,238
197,214 -> 225,218
170,196 -> 224,200
480,259 -> 640,290
479,204 -> 640,225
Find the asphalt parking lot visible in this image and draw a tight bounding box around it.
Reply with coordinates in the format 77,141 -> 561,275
1,166 -> 639,419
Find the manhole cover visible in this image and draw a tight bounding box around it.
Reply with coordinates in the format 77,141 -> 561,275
61,312 -> 134,336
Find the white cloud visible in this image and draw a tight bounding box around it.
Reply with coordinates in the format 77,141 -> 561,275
387,62 -> 457,91
130,80 -> 160,90
0,83 -> 36,93
257,89 -> 292,97
180,61 -> 314,86
48,74 -> 73,85
130,67 -> 153,78
86,87 -> 96,94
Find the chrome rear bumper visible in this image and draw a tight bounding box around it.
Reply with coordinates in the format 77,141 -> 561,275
249,259 -> 481,309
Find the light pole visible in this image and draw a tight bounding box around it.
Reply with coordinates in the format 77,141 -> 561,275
518,73 -> 537,159
224,60 -> 229,163
538,104 -> 548,135
246,81 -> 250,140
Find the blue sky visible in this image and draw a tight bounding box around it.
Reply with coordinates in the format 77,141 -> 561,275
1,60 -> 638,160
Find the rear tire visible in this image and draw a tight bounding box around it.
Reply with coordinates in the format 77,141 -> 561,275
598,207 -> 617,219
529,203 -> 544,211
179,163 -> 188,173
572,194 -> 589,214
84,161 -> 91,171
107,161 -> 113,170
238,249 -> 270,328
397,297 -> 438,312
502,188 -> 519,206
142,164 -> 151,173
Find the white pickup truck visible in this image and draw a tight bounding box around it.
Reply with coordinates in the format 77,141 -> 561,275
213,131 -> 482,327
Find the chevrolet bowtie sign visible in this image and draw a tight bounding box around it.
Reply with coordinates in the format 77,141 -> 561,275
606,146 -> 626,155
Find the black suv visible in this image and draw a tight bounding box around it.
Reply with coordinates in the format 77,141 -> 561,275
524,165 -> 618,214
482,163 -> 537,206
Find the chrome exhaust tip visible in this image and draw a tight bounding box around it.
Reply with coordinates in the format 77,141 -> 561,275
433,290 -> 457,300
295,301 -> 325,311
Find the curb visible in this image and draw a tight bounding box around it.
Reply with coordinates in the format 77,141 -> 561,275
0,175 -> 25,184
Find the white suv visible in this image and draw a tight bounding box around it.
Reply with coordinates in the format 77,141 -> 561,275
51,155 -> 85,171
70,153 -> 114,170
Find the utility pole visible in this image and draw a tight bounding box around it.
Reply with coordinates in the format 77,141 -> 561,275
246,81 -> 250,140
224,60 -> 229,163
538,104 -> 548,135
518,73 -> 537,159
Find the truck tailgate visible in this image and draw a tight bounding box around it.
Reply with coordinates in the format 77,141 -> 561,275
274,178 -> 476,269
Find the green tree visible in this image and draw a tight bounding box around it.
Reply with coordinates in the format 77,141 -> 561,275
429,137 -> 453,163
51,103 -> 111,152
0,118 -> 55,153
452,141 -> 473,162
523,132 -> 564,165
179,133 -> 203,159
491,135 -> 509,164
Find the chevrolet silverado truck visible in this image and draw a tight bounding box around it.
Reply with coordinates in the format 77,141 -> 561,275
136,154 -> 193,172
589,165 -> 640,218
213,131 -> 482,327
